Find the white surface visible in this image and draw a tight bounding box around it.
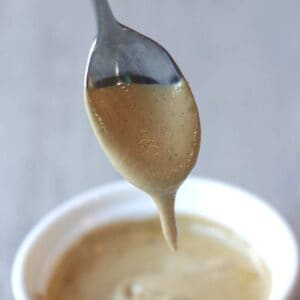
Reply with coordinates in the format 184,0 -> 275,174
1,0 -> 300,299
12,178 -> 299,300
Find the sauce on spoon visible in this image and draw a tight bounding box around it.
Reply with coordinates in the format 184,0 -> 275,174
85,79 -> 200,249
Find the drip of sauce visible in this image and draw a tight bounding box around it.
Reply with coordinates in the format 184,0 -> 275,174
85,80 -> 200,249
42,216 -> 271,300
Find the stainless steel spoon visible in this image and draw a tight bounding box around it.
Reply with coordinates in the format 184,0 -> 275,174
85,0 -> 184,89
84,0 -> 201,251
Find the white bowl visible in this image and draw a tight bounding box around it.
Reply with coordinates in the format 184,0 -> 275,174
12,177 -> 299,300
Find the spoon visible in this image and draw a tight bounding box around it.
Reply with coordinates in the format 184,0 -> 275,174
85,0 -> 183,89
84,0 -> 200,250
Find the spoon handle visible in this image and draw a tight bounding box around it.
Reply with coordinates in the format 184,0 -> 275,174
93,0 -> 118,36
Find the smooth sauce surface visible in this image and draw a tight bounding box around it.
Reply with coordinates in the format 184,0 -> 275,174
85,81 -> 200,249
42,216 -> 271,300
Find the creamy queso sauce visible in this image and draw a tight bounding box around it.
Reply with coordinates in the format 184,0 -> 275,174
39,80 -> 271,299
42,216 -> 271,300
85,80 -> 201,249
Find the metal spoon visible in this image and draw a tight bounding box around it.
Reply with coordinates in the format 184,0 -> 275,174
84,0 -> 201,251
85,0 -> 184,89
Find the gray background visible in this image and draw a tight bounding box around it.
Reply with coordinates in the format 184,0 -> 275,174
1,0 -> 299,299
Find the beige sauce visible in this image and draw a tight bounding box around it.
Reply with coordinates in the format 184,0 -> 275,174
85,81 -> 200,249
42,216 -> 271,300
